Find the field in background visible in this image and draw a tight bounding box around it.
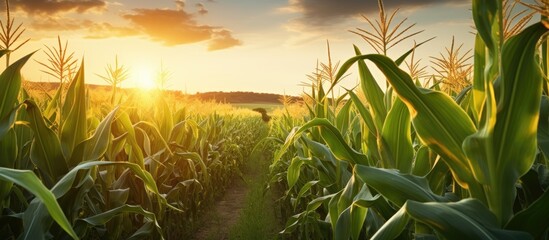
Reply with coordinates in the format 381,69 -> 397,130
232,102 -> 283,114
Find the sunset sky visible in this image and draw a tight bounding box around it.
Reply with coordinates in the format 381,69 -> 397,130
3,0 -> 503,95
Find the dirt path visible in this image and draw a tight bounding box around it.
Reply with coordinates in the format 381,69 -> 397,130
191,176 -> 250,240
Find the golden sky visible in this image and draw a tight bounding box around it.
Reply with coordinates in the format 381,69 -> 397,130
3,0 -> 488,95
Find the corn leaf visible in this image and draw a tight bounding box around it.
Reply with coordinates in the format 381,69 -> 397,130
276,118 -> 368,165
0,104 -> 20,140
463,22 -> 547,224
0,52 -> 34,119
354,165 -> 446,207
23,161 -> 175,239
80,205 -> 163,239
287,156 -> 306,190
538,96 -> 549,158
116,111 -> 144,168
338,53 -> 479,192
69,107 -> 118,166
0,167 -> 78,239
380,98 -> 413,172
0,130 -> 17,199
354,46 -> 386,130
506,188 -> 549,239
472,0 -> 499,53
404,199 -> 532,240
60,62 -> 88,161
371,206 -> 409,240
25,100 -> 68,187
472,34 -> 487,117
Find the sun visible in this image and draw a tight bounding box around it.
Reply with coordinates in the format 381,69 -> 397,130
135,68 -> 156,90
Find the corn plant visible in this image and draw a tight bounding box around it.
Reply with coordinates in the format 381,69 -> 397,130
96,55 -> 129,104
0,0 -> 29,68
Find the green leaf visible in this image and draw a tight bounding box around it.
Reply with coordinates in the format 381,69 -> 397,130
276,118 -> 368,165
354,165 -> 446,207
25,100 -> 68,187
0,167 -> 78,239
348,90 -> 376,137
43,84 -> 62,120
463,22 -> 548,224
334,207 -> 352,240
354,46 -> 386,130
371,206 -> 410,240
69,107 -> 118,166
472,33 -> 487,117
0,104 -> 21,140
506,183 -> 549,238
537,96 -> 549,157
116,111 -> 144,168
412,146 -> 436,177
405,199 -> 532,240
155,97 -> 173,141
380,98 -> 413,172
80,205 -> 162,239
60,62 -> 88,161
472,0 -> 499,53
337,53 -> 479,193
287,157 -> 305,190
0,52 -> 34,119
23,161 -> 175,239
0,129 -> 17,200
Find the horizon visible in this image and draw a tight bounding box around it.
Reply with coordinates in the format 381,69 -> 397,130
3,0 -> 532,95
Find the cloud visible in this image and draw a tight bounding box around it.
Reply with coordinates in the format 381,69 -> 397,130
7,0 -> 106,15
84,22 -> 140,39
195,3 -> 208,15
285,0 -> 468,26
208,30 -> 242,51
28,17 -> 139,39
123,8 -> 241,50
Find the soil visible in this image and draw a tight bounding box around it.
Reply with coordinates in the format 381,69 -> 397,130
191,176 -> 250,240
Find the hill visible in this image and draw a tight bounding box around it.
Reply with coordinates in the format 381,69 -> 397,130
23,81 -> 301,104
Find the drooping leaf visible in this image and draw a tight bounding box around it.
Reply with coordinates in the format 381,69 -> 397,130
80,205 -> 163,239
0,167 -> 77,239
354,165 -> 446,207
405,199 -> 532,240
276,118 -> 368,165
335,53 -> 480,194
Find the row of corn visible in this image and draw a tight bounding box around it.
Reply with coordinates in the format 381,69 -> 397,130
0,50 -> 268,239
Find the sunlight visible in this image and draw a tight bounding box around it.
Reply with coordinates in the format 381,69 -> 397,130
134,67 -> 156,90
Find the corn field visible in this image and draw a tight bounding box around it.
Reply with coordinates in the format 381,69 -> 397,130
0,47 -> 268,238
268,0 -> 549,239
1,0 -> 549,239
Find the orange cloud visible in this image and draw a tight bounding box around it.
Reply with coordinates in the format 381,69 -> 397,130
123,8 -> 241,50
85,22 -> 140,39
208,30 -> 242,51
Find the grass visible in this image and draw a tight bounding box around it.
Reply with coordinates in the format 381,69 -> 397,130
229,143 -> 281,240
